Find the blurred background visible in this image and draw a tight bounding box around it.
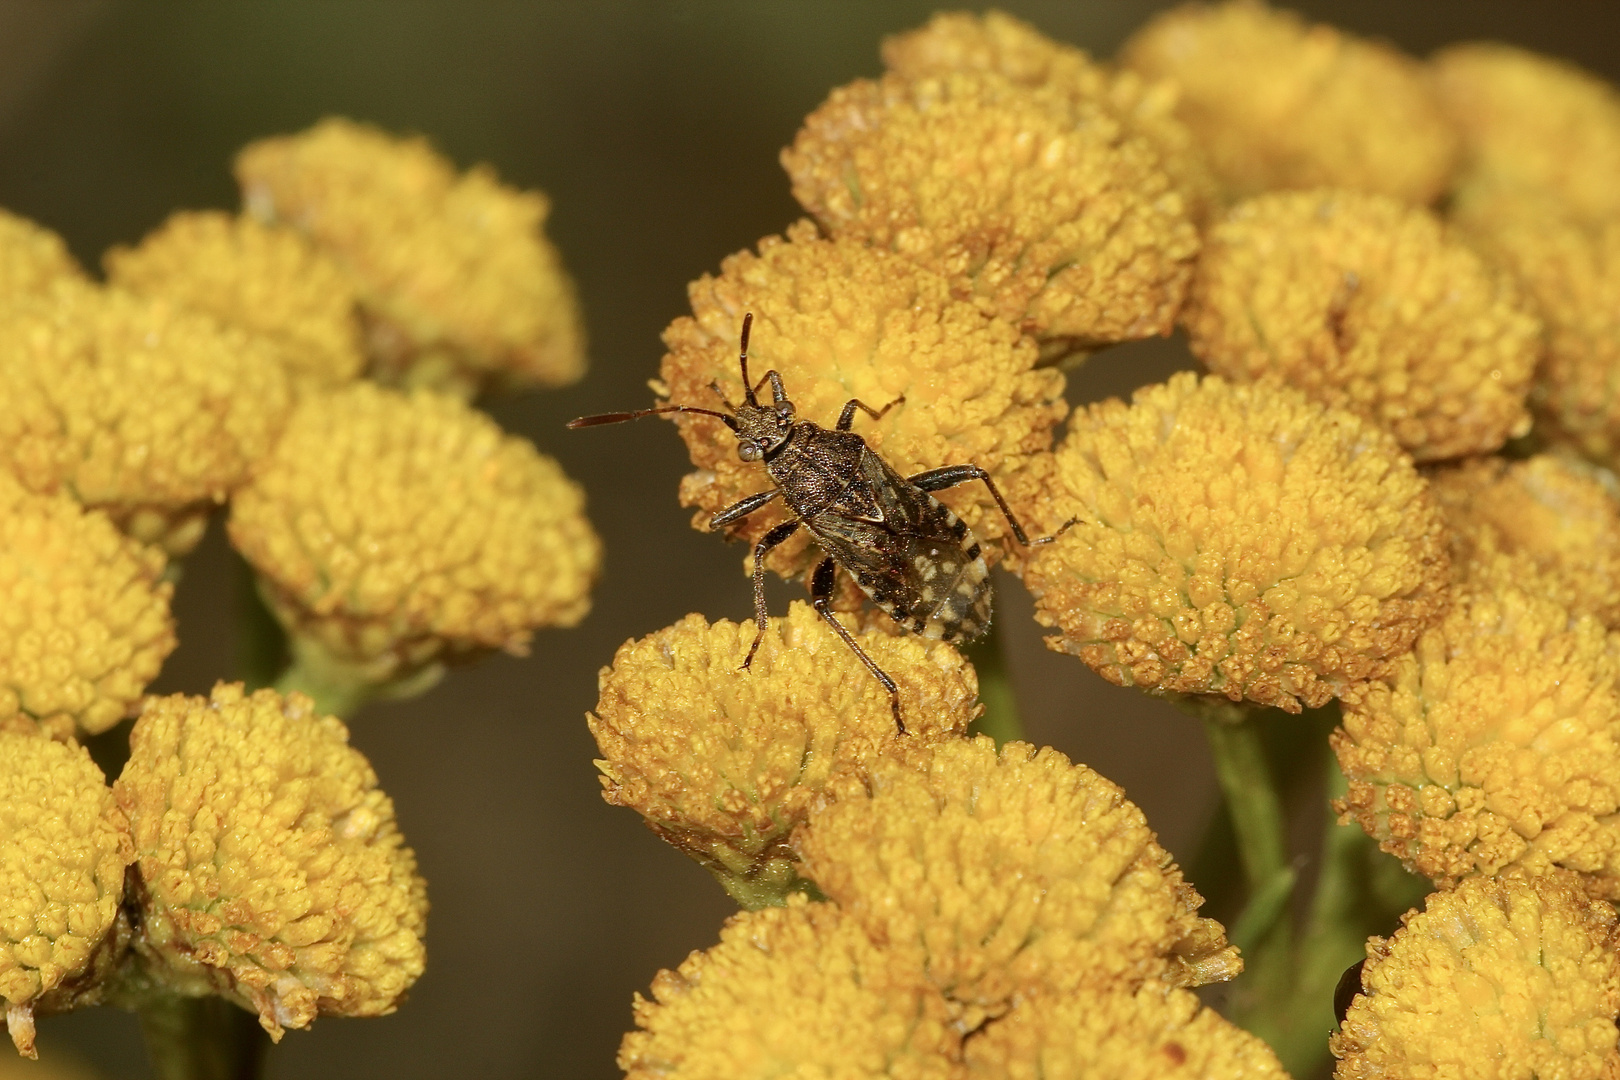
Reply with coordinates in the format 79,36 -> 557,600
3,2 -> 1615,1077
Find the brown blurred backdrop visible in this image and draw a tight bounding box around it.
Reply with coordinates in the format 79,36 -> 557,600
3,3 -> 1615,1077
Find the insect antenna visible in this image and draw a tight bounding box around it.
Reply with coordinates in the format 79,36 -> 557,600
737,312 -> 758,406
566,404 -> 738,431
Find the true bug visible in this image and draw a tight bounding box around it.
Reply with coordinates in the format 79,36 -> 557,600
568,313 -> 1071,732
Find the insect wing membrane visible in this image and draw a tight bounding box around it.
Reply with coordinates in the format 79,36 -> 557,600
808,454 -> 991,643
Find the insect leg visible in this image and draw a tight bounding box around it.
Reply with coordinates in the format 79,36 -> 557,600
809,556 -> 906,734
907,464 -> 1077,545
835,395 -> 906,432
741,519 -> 802,671
711,488 -> 780,530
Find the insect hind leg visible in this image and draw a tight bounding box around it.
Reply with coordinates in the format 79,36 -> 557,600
907,464 -> 1077,546
810,556 -> 906,734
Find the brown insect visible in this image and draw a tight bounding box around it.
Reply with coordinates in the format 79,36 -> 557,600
569,313 -> 1071,732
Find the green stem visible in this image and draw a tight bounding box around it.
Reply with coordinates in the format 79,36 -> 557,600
137,995 -> 267,1080
234,557 -> 287,692
963,621 -> 1023,746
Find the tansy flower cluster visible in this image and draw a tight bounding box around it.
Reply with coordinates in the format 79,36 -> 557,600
0,117 -> 599,1073
581,6 -> 1620,1080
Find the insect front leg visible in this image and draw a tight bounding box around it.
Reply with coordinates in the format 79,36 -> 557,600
835,395 -> 906,432
908,464 -> 1077,546
809,556 -> 906,735
711,488 -> 780,531
742,519 -> 802,671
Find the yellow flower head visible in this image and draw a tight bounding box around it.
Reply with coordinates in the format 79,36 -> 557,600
1433,43 -> 1620,224
781,69 -> 1198,356
235,117 -> 586,397
963,983 -> 1288,1080
1020,372 -> 1450,712
229,382 -> 600,695
1119,0 -> 1456,204
105,210 -> 365,393
112,683 -> 427,1039
588,603 -> 977,907
1185,189 -> 1539,461
618,895 -> 958,1080
794,737 -> 1238,1026
1428,454 -> 1620,628
1334,579 -> 1620,895
880,10 -> 1220,224
0,280 -> 293,554
0,472 -> 174,738
1454,194 -> 1620,469
661,222 -> 1068,584
0,730 -> 132,1058
1331,875 -> 1620,1080
0,209 -> 85,298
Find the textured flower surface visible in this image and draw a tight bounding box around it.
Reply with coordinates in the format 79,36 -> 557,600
588,603 -> 977,905
0,473 -> 174,738
963,983 -> 1288,1079
1331,876 -> 1620,1080
659,222 -> 1067,586
1335,578 -> 1620,895
1119,0 -> 1456,203
235,117 -> 585,396
1428,454 -> 1620,628
105,210 -> 365,393
782,68 -> 1198,355
1020,372 -> 1450,711
619,896 -> 958,1080
0,209 -> 85,297
112,684 -> 427,1039
1454,193 -> 1620,469
880,10 -> 1220,224
0,730 -> 132,1058
1185,189 -> 1538,461
0,280 -> 293,554
229,381 -> 600,690
1433,42 -> 1620,224
794,736 -> 1239,1026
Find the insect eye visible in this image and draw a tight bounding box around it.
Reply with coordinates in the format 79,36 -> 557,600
738,442 -> 762,462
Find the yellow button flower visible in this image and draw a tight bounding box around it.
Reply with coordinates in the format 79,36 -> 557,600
112,684 -> 427,1039
1185,190 -> 1538,461
0,729 -> 132,1058
105,210 -> 365,393
589,603 -> 977,908
1119,0 -> 1456,204
1433,42 -> 1620,225
235,117 -> 585,397
618,895 -> 958,1080
660,222 -> 1067,586
782,68 -> 1198,357
1455,193 -> 1620,469
1020,372 -> 1450,712
1332,875 -> 1620,1080
0,209 -> 85,298
1428,454 -> 1620,628
964,983 -> 1288,1079
881,10 -> 1220,224
0,280 -> 293,554
229,382 -> 600,707
1335,578 -> 1620,895
0,472 -> 174,738
795,737 -> 1238,1027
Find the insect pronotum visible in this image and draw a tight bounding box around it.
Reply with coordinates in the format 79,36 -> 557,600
568,313 -> 1072,732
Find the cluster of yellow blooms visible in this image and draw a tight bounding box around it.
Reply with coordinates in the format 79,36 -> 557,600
0,119 -> 600,1063
586,4 -> 1620,1078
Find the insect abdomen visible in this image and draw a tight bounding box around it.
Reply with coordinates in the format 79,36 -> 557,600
865,500 -> 992,644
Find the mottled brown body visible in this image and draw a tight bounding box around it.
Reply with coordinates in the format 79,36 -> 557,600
568,313 -> 1066,731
